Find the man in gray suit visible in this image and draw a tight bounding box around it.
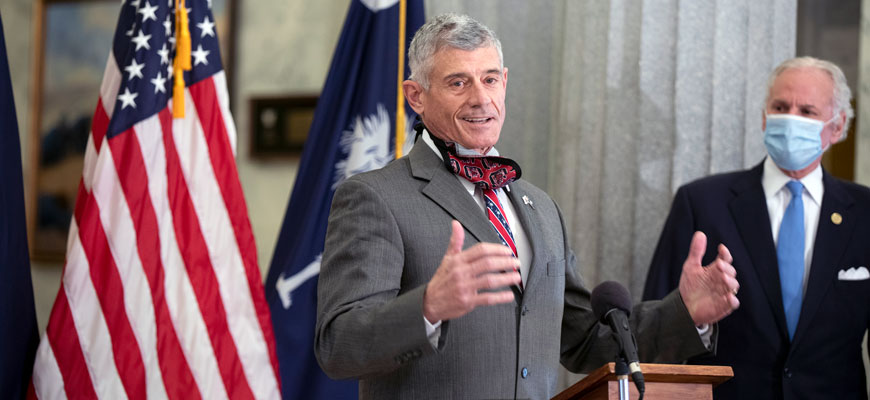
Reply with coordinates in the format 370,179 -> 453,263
315,13 -> 740,399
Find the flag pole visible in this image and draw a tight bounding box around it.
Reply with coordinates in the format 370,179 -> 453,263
394,0 -> 407,159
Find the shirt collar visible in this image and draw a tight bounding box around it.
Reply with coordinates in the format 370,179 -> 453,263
762,156 -> 824,205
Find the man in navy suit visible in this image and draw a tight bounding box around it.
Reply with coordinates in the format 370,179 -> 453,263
643,56 -> 870,399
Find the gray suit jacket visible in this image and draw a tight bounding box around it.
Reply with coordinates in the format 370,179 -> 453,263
315,143 -> 710,399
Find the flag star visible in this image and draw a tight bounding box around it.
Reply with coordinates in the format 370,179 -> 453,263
126,23 -> 136,37
129,0 -> 140,7
192,44 -> 210,66
151,72 -> 167,94
137,1 -> 158,22
125,58 -> 145,80
163,15 -> 172,36
131,29 -> 152,51
166,63 -> 173,79
197,16 -> 215,38
157,43 -> 170,65
207,0 -> 213,8
118,87 -> 138,109
168,35 -> 176,48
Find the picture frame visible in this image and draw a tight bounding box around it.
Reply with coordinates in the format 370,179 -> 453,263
249,95 -> 319,159
26,0 -> 235,261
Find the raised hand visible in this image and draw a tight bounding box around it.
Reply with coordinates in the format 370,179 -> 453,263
422,220 -> 522,323
678,231 -> 740,325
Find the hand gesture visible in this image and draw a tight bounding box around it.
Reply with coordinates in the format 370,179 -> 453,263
678,231 -> 740,325
422,220 -> 522,323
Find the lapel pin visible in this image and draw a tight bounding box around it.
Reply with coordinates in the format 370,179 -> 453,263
831,212 -> 842,225
522,195 -> 534,209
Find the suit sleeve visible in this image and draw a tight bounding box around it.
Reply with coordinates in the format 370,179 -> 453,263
556,197 -> 710,373
314,177 -> 439,380
642,186 -> 697,301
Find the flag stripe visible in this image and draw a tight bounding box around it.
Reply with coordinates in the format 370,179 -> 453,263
42,286 -> 96,399
158,108 -> 256,400
175,86 -> 277,399
63,215 -> 128,399
107,117 -> 201,400
91,137 -> 170,400
32,330 -> 67,399
74,179 -> 147,400
189,76 -> 282,388
138,110 -> 228,400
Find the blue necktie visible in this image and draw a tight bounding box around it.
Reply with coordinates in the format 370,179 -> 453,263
778,180 -> 805,340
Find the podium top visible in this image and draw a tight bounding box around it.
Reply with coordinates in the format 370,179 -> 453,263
552,363 -> 733,400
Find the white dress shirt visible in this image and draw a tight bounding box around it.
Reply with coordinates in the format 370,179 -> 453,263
761,157 -> 824,295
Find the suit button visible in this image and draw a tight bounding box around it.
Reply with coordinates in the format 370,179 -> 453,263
783,368 -> 792,378
521,306 -> 529,316
521,367 -> 528,378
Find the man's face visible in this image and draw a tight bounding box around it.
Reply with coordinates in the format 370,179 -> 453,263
763,67 -> 844,150
405,46 -> 507,154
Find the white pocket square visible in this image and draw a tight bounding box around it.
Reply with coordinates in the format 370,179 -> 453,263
838,266 -> 870,281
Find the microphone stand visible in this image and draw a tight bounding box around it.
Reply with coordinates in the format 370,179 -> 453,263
615,358 -> 630,400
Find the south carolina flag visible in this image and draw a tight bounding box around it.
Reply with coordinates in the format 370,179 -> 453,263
264,1 -> 424,399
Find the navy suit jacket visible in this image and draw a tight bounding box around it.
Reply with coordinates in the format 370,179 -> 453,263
643,161 -> 870,400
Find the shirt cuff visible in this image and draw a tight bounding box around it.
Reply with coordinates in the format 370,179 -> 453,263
424,316 -> 442,347
696,323 -> 713,349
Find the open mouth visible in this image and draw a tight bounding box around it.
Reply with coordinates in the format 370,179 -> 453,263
461,117 -> 493,124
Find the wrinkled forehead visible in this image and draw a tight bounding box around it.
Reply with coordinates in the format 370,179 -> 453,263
768,67 -> 834,108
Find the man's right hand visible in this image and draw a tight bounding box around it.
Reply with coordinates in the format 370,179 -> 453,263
422,220 -> 521,323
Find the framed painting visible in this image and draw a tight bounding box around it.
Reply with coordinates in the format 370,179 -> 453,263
27,0 -> 235,261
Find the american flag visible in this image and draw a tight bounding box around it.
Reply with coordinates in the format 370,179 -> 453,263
31,1 -> 281,399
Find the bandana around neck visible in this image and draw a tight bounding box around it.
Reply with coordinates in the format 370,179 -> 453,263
414,121 -> 522,191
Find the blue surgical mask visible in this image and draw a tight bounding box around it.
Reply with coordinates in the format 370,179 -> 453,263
763,113 -> 835,171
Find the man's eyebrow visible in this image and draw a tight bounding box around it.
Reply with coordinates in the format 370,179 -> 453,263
442,69 -> 502,82
769,99 -> 820,110
442,72 -> 470,82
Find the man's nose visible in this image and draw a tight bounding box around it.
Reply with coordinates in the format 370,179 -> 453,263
466,81 -> 490,107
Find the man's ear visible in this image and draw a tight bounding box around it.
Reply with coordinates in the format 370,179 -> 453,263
830,111 -> 847,144
403,80 -> 425,115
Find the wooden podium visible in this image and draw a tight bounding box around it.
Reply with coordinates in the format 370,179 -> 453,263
552,363 -> 733,400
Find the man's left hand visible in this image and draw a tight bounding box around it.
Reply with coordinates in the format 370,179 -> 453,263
678,231 -> 740,325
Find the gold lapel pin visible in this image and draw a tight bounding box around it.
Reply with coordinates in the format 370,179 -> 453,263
831,212 -> 842,225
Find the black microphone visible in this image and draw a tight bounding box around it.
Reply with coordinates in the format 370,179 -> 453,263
592,281 -> 645,399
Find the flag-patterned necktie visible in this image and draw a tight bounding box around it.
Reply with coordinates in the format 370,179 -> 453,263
482,187 -> 523,290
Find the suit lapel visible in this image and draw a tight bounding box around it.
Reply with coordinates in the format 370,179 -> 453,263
505,183 -> 542,291
409,144 -> 499,245
729,164 -> 790,339
791,172 -> 856,348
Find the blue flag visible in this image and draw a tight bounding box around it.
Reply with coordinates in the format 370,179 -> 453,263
0,13 -> 39,399
264,1 -> 424,398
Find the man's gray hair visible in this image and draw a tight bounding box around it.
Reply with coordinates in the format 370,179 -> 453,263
407,13 -> 504,89
764,56 -> 854,140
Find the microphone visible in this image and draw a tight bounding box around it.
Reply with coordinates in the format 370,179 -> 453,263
592,281 -> 644,399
